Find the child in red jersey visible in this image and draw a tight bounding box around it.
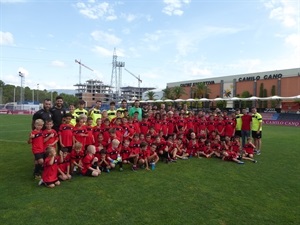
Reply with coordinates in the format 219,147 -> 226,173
211,138 -> 221,158
85,117 -> 95,147
138,142 -> 150,170
175,138 -> 189,159
58,148 -> 72,180
222,136 -> 244,164
121,139 -> 136,165
112,117 -> 124,142
101,118 -> 110,140
224,115 -> 236,139
147,144 -> 159,170
73,117 -> 88,152
107,139 -> 123,171
242,137 -> 257,163
59,113 -> 74,152
166,135 -> 178,160
28,119 -> 45,180
186,132 -> 199,157
197,137 -> 210,158
93,118 -> 103,147
98,149 -> 111,173
81,145 -> 101,177
140,115 -> 150,135
41,146 -> 60,188
43,119 -> 58,151
70,142 -> 84,175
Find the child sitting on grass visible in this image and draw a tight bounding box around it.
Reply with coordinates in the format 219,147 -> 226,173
81,145 -> 101,177
242,137 -> 257,163
41,146 -> 61,188
58,148 -> 72,180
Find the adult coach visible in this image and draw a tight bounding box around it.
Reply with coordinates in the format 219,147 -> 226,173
251,107 -> 262,155
88,100 -> 102,126
32,99 -> 52,130
129,99 -> 142,121
117,99 -> 127,117
50,96 -> 66,132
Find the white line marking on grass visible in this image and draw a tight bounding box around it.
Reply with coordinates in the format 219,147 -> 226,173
0,139 -> 27,143
0,130 -> 29,133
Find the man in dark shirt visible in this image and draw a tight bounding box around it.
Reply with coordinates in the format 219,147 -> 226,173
32,99 -> 52,130
50,96 -> 66,132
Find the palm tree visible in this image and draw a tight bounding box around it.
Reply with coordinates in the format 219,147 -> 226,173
172,86 -> 186,99
145,91 -> 158,100
162,86 -> 173,99
193,83 -> 211,98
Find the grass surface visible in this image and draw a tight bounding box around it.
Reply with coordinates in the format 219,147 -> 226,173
0,115 -> 300,225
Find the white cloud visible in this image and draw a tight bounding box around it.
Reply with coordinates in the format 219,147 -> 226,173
263,0 -> 298,28
285,33 -> 300,50
51,60 -> 66,68
92,46 -> 125,57
75,1 -> 117,20
121,13 -> 136,22
91,30 -> 122,45
162,0 -> 191,16
0,31 -> 14,45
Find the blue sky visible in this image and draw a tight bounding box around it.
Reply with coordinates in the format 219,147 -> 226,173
0,0 -> 299,91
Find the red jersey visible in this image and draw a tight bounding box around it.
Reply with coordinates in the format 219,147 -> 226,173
130,140 -> 141,155
140,120 -> 150,135
92,126 -> 103,146
187,140 -> 199,155
241,114 -> 252,130
225,121 -> 236,137
132,119 -> 141,134
59,123 -> 74,147
43,129 -> 58,150
42,156 -> 59,183
107,146 -> 119,160
58,154 -> 70,174
81,154 -> 95,175
139,149 -> 150,159
30,130 -> 44,154
85,125 -> 94,146
231,140 -> 240,153
113,125 -> 124,141
101,124 -> 111,143
73,125 -> 87,147
120,146 -> 131,160
70,149 -> 84,164
167,118 -> 175,135
206,121 -> 216,133
244,143 -> 255,154
153,119 -> 162,133
186,117 -> 194,130
161,120 -> 169,136
215,121 -> 225,136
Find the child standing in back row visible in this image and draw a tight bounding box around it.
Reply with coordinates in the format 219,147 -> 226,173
28,119 -> 45,180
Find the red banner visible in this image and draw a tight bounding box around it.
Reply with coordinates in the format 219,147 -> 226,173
263,120 -> 300,127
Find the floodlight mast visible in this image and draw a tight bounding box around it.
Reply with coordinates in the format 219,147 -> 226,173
124,68 -> 142,99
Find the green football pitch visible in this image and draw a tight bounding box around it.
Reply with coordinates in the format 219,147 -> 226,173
0,115 -> 299,225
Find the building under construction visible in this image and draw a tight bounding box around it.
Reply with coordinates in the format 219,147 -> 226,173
74,79 -> 112,107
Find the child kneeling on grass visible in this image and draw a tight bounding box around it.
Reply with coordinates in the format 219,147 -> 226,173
58,148 -> 72,181
242,137 -> 257,163
81,145 -> 101,177
40,146 -> 60,188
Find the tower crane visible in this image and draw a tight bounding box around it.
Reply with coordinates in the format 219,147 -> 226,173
75,59 -> 93,85
124,68 -> 142,99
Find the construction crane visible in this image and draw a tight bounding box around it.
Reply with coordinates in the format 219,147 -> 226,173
124,68 -> 142,99
75,59 -> 93,86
